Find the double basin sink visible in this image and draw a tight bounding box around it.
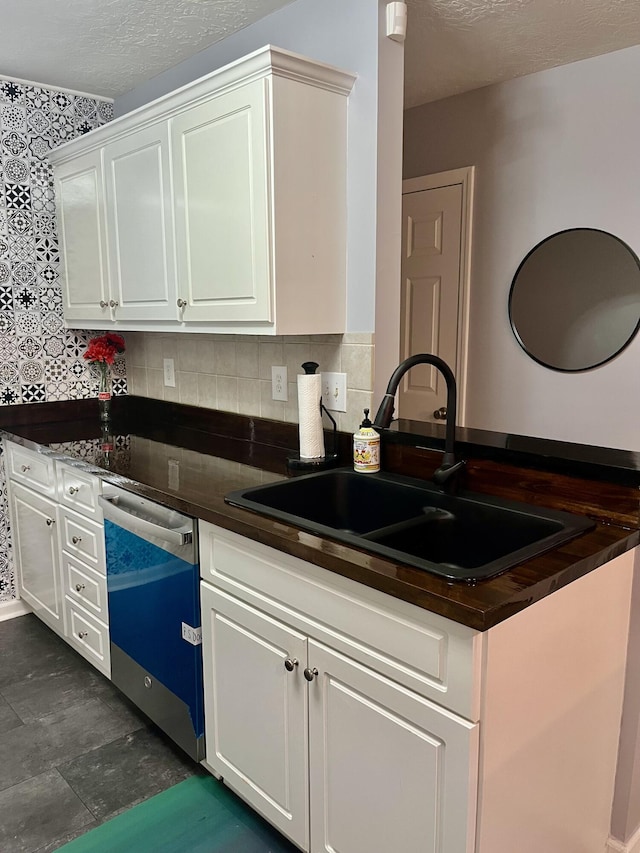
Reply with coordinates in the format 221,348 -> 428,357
225,468 -> 595,582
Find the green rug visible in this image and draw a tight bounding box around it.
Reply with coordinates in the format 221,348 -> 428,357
58,775 -> 298,853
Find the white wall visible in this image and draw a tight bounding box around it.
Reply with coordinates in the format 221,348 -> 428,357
115,0 -> 404,341
403,45 -> 640,451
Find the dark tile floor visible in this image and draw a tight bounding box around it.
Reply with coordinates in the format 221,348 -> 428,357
0,614 -> 204,853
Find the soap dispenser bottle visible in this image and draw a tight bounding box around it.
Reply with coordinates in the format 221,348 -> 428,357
353,409 -> 380,473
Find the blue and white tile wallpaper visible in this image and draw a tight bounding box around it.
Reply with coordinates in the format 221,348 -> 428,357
0,76 -> 126,600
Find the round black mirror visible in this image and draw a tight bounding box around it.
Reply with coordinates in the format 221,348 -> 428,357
508,228 -> 640,371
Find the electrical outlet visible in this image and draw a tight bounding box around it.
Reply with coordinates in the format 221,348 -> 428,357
271,366 -> 288,401
321,372 -> 347,412
163,358 -> 175,387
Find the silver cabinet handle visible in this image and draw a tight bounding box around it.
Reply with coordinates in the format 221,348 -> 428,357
177,298 -> 187,308
284,657 -> 299,672
45,518 -> 55,527
99,300 -> 108,308
21,464 -> 30,472
433,407 -> 448,420
75,583 -> 85,592
71,535 -> 82,545
109,299 -> 119,308
78,631 -> 88,640
68,486 -> 79,495
303,667 -> 319,682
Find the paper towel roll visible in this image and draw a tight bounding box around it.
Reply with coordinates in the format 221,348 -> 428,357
297,373 -> 325,460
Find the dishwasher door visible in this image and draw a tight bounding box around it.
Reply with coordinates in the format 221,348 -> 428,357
99,485 -> 204,761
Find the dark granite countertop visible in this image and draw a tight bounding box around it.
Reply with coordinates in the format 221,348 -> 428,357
2,396 -> 638,632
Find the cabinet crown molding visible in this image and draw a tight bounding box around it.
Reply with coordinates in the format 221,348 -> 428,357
49,44 -> 357,164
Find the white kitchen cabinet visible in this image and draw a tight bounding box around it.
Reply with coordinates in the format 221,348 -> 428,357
200,523 -> 479,853
56,462 -> 110,676
54,149 -> 112,325
9,482 -> 63,636
49,45 -> 355,334
4,441 -> 110,676
103,122 -> 179,322
199,521 -> 635,853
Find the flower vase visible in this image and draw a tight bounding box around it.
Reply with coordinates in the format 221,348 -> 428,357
98,366 -> 111,425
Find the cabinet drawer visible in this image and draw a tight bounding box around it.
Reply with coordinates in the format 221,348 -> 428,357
57,462 -> 102,520
59,507 -> 106,573
61,551 -> 108,622
4,441 -> 56,496
200,522 -> 482,720
65,597 -> 110,677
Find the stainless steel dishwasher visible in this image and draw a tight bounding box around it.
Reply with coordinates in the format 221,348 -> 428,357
99,484 -> 204,761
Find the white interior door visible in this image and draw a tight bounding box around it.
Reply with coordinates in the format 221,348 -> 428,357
399,170 -> 472,424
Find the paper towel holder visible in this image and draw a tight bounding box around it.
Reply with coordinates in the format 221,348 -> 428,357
287,401 -> 340,473
287,362 -> 340,473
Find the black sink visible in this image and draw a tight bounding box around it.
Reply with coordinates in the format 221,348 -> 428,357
225,468 -> 595,582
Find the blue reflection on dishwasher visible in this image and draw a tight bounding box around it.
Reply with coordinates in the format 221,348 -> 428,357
105,518 -> 203,738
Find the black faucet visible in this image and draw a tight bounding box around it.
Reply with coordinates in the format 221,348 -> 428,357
372,353 -> 465,489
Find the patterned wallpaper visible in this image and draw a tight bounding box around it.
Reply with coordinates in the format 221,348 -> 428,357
0,76 -> 125,601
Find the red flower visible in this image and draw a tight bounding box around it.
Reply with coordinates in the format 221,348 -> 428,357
83,333 -> 126,365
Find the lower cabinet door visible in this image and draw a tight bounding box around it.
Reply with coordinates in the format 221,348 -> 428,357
307,640 -> 479,853
201,583 -> 309,850
10,482 -> 63,636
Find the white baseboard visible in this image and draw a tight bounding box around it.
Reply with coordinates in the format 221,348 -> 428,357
608,824 -> 640,853
0,598 -> 31,622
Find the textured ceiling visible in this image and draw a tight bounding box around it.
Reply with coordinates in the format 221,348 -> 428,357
0,0 -> 639,105
405,0 -> 640,107
0,0 -> 295,98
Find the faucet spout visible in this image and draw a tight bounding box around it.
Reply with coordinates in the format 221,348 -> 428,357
372,353 -> 464,488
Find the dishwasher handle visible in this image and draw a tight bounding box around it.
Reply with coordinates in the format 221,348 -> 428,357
98,494 -> 193,548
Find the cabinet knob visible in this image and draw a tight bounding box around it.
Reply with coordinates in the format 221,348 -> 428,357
68,486 -> 79,495
21,464 -> 30,473
71,535 -> 82,545
99,300 -> 108,308
45,517 -> 55,527
109,299 -> 119,308
177,298 -> 187,309
284,657 -> 299,672
75,583 -> 85,593
78,631 -> 88,640
433,407 -> 448,420
303,667 -> 319,682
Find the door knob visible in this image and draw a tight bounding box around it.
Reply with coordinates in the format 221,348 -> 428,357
177,298 -> 187,309
284,657 -> 299,672
99,300 -> 108,308
303,667 -> 319,682
433,407 -> 447,420
45,517 -> 55,527
71,535 -> 82,545
75,583 -> 85,592
77,631 -> 88,640
68,486 -> 79,495
109,299 -> 119,308
21,464 -> 30,472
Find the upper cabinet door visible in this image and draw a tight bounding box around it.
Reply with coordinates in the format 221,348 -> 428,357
171,79 -> 272,324
55,149 -> 111,324
104,123 -> 179,322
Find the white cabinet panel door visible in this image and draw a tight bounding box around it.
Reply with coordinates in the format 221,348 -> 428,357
171,80 -> 271,323
308,640 -> 478,853
55,150 -> 111,324
201,584 -> 309,850
104,123 -> 178,321
11,483 -> 63,636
